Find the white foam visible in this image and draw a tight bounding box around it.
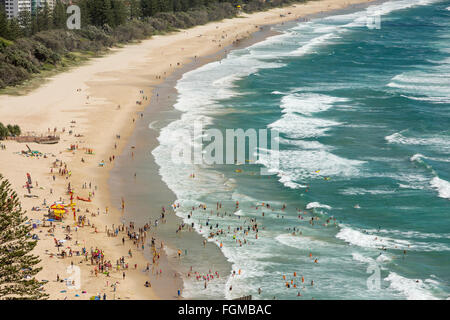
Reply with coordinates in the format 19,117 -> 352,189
260,0 -> 441,62
388,58 -> 450,102
401,95 -> 450,104
410,153 -> 425,162
408,156 -> 450,199
351,252 -> 374,264
257,148 -> 365,189
306,202 -> 332,210
337,226 -> 412,250
174,54 -> 284,113
153,34 -> 292,204
337,225 -> 450,252
340,187 -> 396,195
376,254 -> 392,263
269,113 -> 341,139
151,0 -> 449,299
409,153 -> 438,174
398,183 -> 426,190
278,174 -> 308,189
385,132 -> 414,145
385,272 -> 438,300
230,192 -> 258,203
275,233 -> 330,250
352,252 -> 391,265
280,93 -> 348,116
233,210 -> 244,216
290,33 -> 341,56
430,176 -> 450,199
367,0 -> 441,16
391,72 -> 450,85
325,0 -> 441,27
277,137 -> 329,150
385,132 -> 450,150
387,81 -> 450,96
363,228 -> 450,240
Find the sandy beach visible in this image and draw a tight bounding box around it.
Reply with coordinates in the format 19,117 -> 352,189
0,0 -> 375,300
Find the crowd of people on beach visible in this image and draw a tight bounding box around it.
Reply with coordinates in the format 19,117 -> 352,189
7,68 -> 338,300
9,106 -> 192,300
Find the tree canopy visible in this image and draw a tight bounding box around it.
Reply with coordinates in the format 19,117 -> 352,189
0,174 -> 47,299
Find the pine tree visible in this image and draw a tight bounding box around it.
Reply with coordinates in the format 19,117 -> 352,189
53,0 -> 67,29
0,123 -> 7,140
101,0 -> 115,27
37,2 -> 53,31
158,0 -> 172,12
35,6 -> 44,31
173,0 -> 182,12
12,125 -> 21,136
126,0 -> 141,19
141,0 -> 160,17
0,4 -> 9,39
31,13 -> 39,35
111,0 -> 127,27
0,174 -> 47,299
140,0 -> 150,17
179,0 -> 190,12
77,0 -> 91,28
18,10 -> 33,37
6,18 -> 22,40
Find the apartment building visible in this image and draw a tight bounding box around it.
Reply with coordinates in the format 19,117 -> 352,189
1,0 -> 57,19
4,0 -> 32,19
32,0 -> 56,13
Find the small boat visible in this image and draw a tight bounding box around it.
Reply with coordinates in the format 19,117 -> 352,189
37,139 -> 59,145
76,196 -> 91,202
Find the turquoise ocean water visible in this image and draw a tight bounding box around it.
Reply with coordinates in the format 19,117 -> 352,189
152,0 -> 450,299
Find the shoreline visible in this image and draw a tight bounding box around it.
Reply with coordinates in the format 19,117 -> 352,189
0,0 -> 377,300
110,0 -> 386,299
109,25 -> 279,299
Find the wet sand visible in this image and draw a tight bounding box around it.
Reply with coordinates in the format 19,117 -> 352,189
109,26 -> 279,299
0,0 -> 377,299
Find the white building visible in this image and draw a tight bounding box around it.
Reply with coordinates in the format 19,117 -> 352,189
2,0 -> 56,19
34,0 -> 55,11
4,0 -> 31,19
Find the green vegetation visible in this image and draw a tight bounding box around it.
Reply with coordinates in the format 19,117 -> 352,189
0,123 -> 21,139
0,174 -> 47,299
0,0 -> 304,90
